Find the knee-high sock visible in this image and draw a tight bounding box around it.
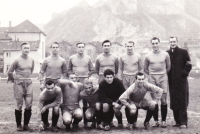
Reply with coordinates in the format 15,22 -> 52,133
161,104 -> 167,121
52,112 -> 59,127
83,103 -> 88,124
115,112 -> 122,124
144,109 -> 153,123
125,107 -> 132,124
24,109 -> 32,125
103,107 -> 114,125
73,117 -> 82,125
152,104 -> 158,121
95,110 -> 102,125
42,109 -> 49,125
173,110 -> 180,124
133,108 -> 138,123
15,109 -> 22,127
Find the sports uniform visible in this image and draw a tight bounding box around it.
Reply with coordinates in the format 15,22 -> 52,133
58,79 -> 83,130
37,84 -> 62,132
119,52 -> 142,89
95,53 -> 118,83
144,48 -> 171,127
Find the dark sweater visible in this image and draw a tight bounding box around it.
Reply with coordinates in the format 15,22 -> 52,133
99,78 -> 125,105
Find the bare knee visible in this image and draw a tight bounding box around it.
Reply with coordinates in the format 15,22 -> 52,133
63,112 -> 72,125
74,109 -> 83,119
85,110 -> 94,121
103,103 -> 109,113
53,106 -> 60,115
95,102 -> 101,111
15,99 -> 23,110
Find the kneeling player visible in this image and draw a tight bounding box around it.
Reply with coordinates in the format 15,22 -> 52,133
80,78 -> 102,129
119,72 -> 163,130
37,80 -> 62,132
58,78 -> 83,131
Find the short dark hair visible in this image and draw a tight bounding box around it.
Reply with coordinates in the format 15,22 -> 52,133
151,37 -> 160,43
126,41 -> 135,46
104,69 -> 114,77
135,72 -> 145,79
102,40 -> 111,46
45,79 -> 55,86
50,42 -> 59,48
76,42 -> 85,47
169,36 -> 178,42
21,42 -> 30,48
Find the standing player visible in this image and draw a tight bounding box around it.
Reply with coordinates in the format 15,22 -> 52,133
119,41 -> 142,89
79,78 -> 102,129
166,37 -> 192,128
95,40 -> 118,83
68,42 -> 95,126
39,42 -> 67,90
144,37 -> 171,127
7,42 -> 34,131
37,80 -> 62,132
58,78 -> 83,131
98,69 -> 125,131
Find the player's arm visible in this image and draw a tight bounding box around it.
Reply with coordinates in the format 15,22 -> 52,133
88,57 -> 95,77
39,59 -> 48,88
138,55 -> 143,72
37,93 -> 45,124
166,53 -> 171,73
61,60 -> 67,79
146,82 -> 163,101
118,56 -> 123,80
7,59 -> 17,83
143,56 -> 149,75
119,84 -> 134,109
67,57 -> 73,75
114,56 -> 119,75
95,57 -> 100,75
43,88 -> 62,109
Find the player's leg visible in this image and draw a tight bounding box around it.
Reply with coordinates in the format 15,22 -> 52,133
72,108 -> 83,130
113,104 -> 123,128
102,103 -> 114,131
149,75 -> 159,127
62,109 -> 73,130
125,103 -> 138,129
173,110 -> 180,127
85,108 -> 96,128
41,109 -> 49,128
23,80 -> 33,131
122,74 -> 129,90
14,81 -> 24,131
179,109 -> 188,128
52,106 -> 60,132
95,102 -> 103,128
160,74 -> 168,128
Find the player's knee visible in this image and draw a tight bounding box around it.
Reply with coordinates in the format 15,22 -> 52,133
103,103 -> 109,113
25,104 -> 32,110
95,102 -> 101,111
85,112 -> 94,121
161,99 -> 167,105
53,106 -> 60,115
74,109 -> 83,119
149,100 -> 157,111
129,104 -> 137,116
63,116 -> 72,125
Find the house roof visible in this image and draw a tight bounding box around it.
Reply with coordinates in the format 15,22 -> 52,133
0,41 -> 39,54
7,20 -> 46,36
0,27 -> 10,33
0,33 -> 12,40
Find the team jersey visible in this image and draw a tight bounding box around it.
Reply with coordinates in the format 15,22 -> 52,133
144,50 -> 171,75
119,52 -> 142,75
95,53 -> 118,75
68,54 -> 94,77
7,55 -> 34,79
119,82 -> 163,106
40,56 -> 67,79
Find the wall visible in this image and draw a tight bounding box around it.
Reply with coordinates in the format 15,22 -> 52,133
8,33 -> 40,41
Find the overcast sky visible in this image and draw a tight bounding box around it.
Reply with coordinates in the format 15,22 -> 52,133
0,0 -> 100,27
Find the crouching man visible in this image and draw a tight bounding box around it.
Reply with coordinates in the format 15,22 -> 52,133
58,78 -> 83,131
80,78 -> 102,129
37,80 -> 62,132
119,72 -> 163,130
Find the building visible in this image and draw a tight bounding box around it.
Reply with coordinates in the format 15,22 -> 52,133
0,20 -> 46,73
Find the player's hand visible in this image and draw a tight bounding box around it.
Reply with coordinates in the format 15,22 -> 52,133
40,84 -> 44,91
41,107 -> 47,113
149,101 -> 157,110
112,102 -> 121,109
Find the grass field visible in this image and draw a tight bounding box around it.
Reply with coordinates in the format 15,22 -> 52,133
0,78 -> 200,134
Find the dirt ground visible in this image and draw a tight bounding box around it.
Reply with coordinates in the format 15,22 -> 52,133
0,78 -> 200,134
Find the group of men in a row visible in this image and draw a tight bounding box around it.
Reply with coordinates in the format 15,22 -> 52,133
7,36 -> 192,132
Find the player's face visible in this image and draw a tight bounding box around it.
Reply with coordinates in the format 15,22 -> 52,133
105,74 -> 114,84
84,84 -> 93,95
136,75 -> 145,87
102,42 -> 111,53
77,43 -> 85,54
46,83 -> 55,94
151,39 -> 160,52
51,44 -> 59,55
69,74 -> 77,82
169,37 -> 177,48
21,44 -> 30,56
126,43 -> 134,54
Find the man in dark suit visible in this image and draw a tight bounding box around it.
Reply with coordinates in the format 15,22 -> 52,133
166,37 -> 192,129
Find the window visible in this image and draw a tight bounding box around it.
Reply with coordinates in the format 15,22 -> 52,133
6,52 -> 11,57
6,65 -> 10,71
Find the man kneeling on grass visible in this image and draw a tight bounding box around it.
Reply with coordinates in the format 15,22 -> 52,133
37,80 -> 62,132
80,78 -> 102,129
119,72 -> 163,130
